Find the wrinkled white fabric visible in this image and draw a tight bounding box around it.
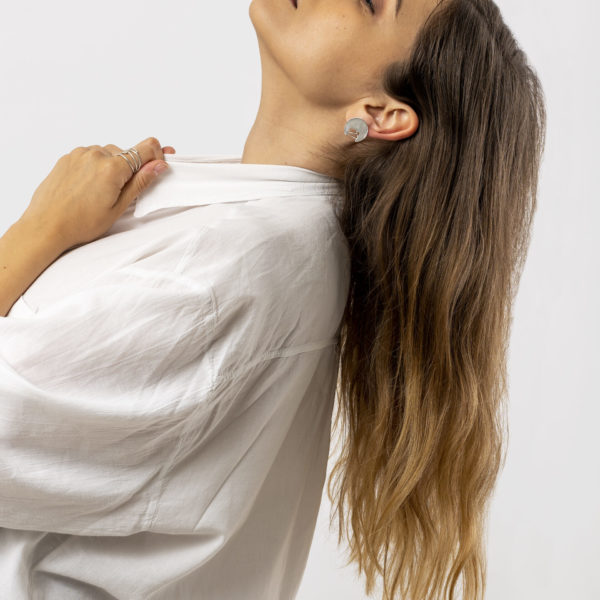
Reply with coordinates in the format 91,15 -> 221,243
0,154 -> 350,599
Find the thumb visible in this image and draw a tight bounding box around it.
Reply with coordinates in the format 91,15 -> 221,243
114,160 -> 169,214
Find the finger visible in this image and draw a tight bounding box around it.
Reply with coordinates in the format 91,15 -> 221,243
112,158 -> 169,217
111,137 -> 165,185
104,142 -> 173,159
133,136 -> 165,163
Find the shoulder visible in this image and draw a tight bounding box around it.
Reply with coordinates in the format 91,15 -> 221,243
227,196 -> 350,340
179,196 -> 350,350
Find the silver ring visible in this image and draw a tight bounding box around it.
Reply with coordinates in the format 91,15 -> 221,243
117,146 -> 142,174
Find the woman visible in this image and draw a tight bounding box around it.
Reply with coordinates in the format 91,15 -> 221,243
0,0 -> 546,599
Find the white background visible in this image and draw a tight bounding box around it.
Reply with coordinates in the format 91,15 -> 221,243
0,1 -> 597,598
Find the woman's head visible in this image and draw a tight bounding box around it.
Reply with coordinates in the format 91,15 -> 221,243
252,1 -> 547,599
247,0 -> 442,177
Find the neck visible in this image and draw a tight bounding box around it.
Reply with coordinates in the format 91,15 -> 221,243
241,40 -> 344,180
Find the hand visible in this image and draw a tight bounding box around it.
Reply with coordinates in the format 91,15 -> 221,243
21,137 -> 176,252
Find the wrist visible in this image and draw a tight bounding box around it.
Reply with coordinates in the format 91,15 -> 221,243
16,211 -> 70,257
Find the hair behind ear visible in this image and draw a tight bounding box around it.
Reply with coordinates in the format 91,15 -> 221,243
319,0 -> 547,598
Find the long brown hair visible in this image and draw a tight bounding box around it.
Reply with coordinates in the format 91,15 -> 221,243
319,0 -> 547,598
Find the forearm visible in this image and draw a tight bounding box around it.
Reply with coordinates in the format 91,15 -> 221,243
0,217 -> 66,317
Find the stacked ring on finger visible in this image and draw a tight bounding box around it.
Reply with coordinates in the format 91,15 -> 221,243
116,147 -> 142,175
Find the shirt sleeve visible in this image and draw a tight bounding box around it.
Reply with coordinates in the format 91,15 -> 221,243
0,229 -> 253,536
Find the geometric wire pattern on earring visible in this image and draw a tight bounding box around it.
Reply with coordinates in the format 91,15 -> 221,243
344,117 -> 369,143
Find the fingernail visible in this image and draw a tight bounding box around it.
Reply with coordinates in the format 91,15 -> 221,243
153,162 -> 169,175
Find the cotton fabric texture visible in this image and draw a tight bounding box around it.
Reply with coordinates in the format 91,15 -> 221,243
0,154 -> 350,599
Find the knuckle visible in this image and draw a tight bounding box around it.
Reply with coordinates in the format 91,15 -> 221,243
102,157 -> 119,173
148,137 -> 161,152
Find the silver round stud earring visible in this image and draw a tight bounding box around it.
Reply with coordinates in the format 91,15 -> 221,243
344,117 -> 369,143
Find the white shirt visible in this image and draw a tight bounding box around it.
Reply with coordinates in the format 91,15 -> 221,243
0,154 -> 350,600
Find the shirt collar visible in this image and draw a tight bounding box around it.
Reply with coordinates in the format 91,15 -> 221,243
133,154 -> 343,218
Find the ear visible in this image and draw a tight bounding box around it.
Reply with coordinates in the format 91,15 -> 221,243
346,99 -> 419,142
